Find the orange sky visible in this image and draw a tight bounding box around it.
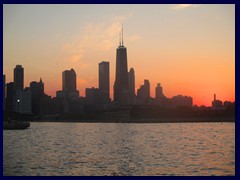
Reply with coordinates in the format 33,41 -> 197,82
3,4 -> 235,106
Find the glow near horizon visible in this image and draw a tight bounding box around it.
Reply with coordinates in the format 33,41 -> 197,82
3,4 -> 235,106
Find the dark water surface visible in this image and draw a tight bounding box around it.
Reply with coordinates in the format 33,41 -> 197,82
3,122 -> 235,176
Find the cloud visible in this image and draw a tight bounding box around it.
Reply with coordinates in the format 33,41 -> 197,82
171,4 -> 198,10
59,13 -> 139,68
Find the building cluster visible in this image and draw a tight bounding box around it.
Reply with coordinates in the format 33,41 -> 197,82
3,28 -> 233,116
211,94 -> 232,110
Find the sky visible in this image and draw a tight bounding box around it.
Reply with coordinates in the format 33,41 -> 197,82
3,4 -> 235,106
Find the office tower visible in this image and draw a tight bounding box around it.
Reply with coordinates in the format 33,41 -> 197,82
57,68 -> 79,103
137,79 -> 150,104
128,68 -> 135,96
85,87 -> 100,105
39,78 -> 44,95
15,87 -> 32,114
144,80 -> 150,98
212,94 -> 222,109
114,26 -> 129,104
3,75 -> 5,111
30,78 -> 44,97
14,65 -> 24,91
155,83 -> 163,99
6,82 -> 15,112
128,68 -> 135,104
99,61 -> 110,103
62,68 -> 76,91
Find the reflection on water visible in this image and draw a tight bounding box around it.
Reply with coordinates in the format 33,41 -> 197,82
3,122 -> 235,176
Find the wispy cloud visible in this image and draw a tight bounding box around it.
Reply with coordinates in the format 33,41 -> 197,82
59,13 -> 138,69
171,4 -> 198,10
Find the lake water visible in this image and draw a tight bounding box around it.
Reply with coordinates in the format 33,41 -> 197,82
3,122 -> 235,176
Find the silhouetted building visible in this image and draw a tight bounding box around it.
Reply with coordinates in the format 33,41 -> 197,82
137,79 -> 151,104
57,69 -> 79,101
6,82 -> 15,112
128,68 -> 135,104
171,95 -> 193,107
85,87 -> 100,105
30,78 -> 46,115
155,83 -> 163,99
99,61 -> 110,104
56,90 -> 79,101
223,101 -> 232,109
144,80 -> 150,98
114,26 -> 129,105
56,69 -> 79,113
154,83 -> 170,106
30,78 -> 45,98
62,68 -> 76,91
212,94 -> 222,109
14,65 -> 24,91
16,87 -> 32,114
3,75 -> 5,111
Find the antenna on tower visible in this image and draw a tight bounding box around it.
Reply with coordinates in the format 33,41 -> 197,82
119,32 -> 121,46
121,23 -> 124,46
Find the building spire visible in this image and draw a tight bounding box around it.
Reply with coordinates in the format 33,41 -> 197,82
121,23 -> 124,46
119,32 -> 121,46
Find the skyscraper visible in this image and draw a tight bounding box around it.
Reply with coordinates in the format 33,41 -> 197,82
144,79 -> 150,99
14,65 -> 24,91
137,79 -> 150,104
99,61 -> 110,103
6,82 -> 15,112
155,83 -> 163,99
128,68 -> 135,95
39,78 -> 44,95
57,68 -> 79,102
114,26 -> 129,104
62,68 -> 76,91
30,78 -> 45,97
128,68 -> 135,104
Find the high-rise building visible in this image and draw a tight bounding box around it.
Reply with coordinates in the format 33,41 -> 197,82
85,87 -> 100,105
16,87 -> 32,114
114,26 -> 129,104
6,82 -> 15,112
57,68 -> 79,103
128,68 -> 135,96
144,79 -> 150,99
212,94 -> 222,109
14,65 -> 24,91
39,78 -> 44,95
137,79 -> 151,104
62,68 -> 76,91
99,61 -> 110,103
155,83 -> 163,99
30,78 -> 45,98
128,68 -> 135,104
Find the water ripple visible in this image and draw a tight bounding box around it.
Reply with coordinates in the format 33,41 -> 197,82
3,122 -> 235,176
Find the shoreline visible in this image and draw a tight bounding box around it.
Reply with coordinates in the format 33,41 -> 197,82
31,117 -> 235,123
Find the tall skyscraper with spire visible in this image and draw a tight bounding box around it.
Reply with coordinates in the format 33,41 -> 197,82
114,25 -> 129,104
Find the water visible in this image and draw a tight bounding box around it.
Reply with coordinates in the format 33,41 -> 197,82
3,122 -> 235,176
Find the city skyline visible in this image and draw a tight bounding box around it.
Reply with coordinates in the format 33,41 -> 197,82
3,4 -> 235,106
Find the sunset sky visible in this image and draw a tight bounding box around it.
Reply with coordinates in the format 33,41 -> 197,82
3,4 -> 235,106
